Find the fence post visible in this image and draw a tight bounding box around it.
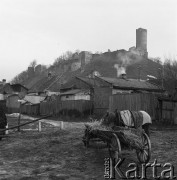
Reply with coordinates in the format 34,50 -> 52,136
38,121 -> 42,132
18,102 -> 21,132
5,124 -> 8,135
60,121 -> 64,129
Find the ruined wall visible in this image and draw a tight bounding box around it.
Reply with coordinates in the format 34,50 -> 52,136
79,51 -> 92,69
35,64 -> 42,75
28,67 -> 35,78
71,61 -> 81,71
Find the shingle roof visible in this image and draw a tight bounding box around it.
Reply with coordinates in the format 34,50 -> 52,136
98,77 -> 163,92
0,83 -> 28,93
60,76 -> 107,91
10,84 -> 28,91
76,77 -> 102,87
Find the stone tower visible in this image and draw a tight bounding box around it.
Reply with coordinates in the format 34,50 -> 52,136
136,28 -> 148,58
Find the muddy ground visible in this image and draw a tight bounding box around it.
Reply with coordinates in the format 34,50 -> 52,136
0,117 -> 177,180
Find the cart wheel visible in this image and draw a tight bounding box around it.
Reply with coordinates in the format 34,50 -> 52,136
136,132 -> 151,164
83,138 -> 89,148
109,133 -> 121,163
83,127 -> 90,148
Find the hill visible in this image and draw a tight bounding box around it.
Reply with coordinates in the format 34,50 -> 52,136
21,49 -> 163,92
82,50 -> 162,79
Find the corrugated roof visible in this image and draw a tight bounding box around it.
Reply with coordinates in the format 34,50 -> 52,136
24,95 -> 46,104
98,77 -> 163,92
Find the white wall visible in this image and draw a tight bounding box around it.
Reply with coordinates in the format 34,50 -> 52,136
61,94 -> 90,101
112,89 -> 132,95
0,94 -> 4,100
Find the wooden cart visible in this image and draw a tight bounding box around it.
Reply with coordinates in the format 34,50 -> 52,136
83,125 -> 151,164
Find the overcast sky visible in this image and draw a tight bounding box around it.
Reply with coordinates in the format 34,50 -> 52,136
0,0 -> 176,81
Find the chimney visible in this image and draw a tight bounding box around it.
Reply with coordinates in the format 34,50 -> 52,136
48,72 -> 52,78
2,79 -> 6,85
121,73 -> 127,79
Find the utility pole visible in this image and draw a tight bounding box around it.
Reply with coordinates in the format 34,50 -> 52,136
138,66 -> 142,81
162,64 -> 164,90
159,65 -> 164,90
17,101 -> 22,132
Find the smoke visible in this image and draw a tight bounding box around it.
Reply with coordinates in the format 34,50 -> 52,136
114,51 -> 143,77
114,64 -> 126,77
117,51 -> 142,66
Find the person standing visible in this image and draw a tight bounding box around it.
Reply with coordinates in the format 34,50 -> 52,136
0,107 -> 7,140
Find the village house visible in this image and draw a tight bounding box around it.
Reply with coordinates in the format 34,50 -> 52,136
0,83 -> 28,113
96,75 -> 164,94
60,75 -> 164,116
60,89 -> 90,101
0,83 -> 28,98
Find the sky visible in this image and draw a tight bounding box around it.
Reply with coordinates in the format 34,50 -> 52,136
0,0 -> 176,81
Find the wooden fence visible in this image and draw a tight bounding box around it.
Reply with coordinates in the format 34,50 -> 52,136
94,87 -> 112,117
161,101 -> 174,124
109,93 -> 158,120
40,99 -> 93,117
21,104 -> 40,116
158,99 -> 177,125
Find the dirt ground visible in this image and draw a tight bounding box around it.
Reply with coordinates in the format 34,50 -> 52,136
0,117 -> 177,180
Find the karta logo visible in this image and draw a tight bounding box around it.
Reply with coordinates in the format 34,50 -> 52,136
104,158 -> 176,179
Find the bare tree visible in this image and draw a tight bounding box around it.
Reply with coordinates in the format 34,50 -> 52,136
164,58 -> 177,80
161,57 -> 177,95
29,59 -> 37,67
75,49 -> 81,54
149,57 -> 162,64
64,51 -> 73,60
11,70 -> 28,84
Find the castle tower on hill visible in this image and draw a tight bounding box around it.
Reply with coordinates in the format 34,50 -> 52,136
136,28 -> 148,58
